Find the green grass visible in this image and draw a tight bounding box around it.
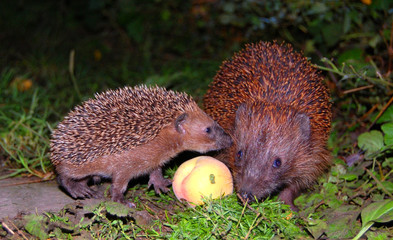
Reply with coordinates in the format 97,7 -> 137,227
0,69 -> 53,179
16,186 -> 303,239
166,195 -> 304,239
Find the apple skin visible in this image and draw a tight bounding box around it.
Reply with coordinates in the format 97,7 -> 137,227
172,156 -> 233,206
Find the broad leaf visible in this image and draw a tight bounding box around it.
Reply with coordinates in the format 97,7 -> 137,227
104,201 -> 132,217
340,173 -> 358,181
381,123 -> 393,146
24,214 -> 49,240
377,105 -> 393,124
358,130 -> 384,155
361,200 -> 393,227
380,181 -> 393,193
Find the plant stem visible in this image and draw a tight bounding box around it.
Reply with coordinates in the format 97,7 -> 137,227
352,222 -> 373,240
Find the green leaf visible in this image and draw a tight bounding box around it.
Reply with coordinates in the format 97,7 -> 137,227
337,48 -> 364,66
326,205 -> 360,239
381,123 -> 393,146
382,157 -> 393,168
361,200 -> 393,227
380,181 -> 393,193
306,218 -> 328,239
377,105 -> 393,124
324,182 -> 339,196
366,231 -> 389,240
82,201 -> 102,213
358,130 -> 384,155
340,174 -> 358,181
354,200 -> 393,240
326,214 -> 358,239
24,214 -> 49,240
104,201 -> 132,217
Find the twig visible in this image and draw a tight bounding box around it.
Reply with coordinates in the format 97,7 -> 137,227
360,104 -> 379,122
237,193 -> 258,214
342,85 -> 374,94
4,219 -> 29,240
365,168 -> 393,198
367,94 -> 393,131
315,50 -> 341,93
0,178 -> 50,188
1,221 -> 15,235
244,212 -> 262,240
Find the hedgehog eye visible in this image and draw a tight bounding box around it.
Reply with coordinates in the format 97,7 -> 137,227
235,150 -> 243,167
236,150 -> 243,160
272,158 -> 282,168
205,127 -> 211,133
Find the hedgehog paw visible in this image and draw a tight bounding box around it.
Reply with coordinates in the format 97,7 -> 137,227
148,168 -> 172,194
112,195 -> 136,208
58,175 -> 102,199
70,183 -> 101,199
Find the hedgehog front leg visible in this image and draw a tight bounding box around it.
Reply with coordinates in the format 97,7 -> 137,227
148,168 -> 172,194
278,184 -> 301,211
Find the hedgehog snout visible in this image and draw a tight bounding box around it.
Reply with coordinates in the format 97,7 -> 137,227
211,123 -> 232,149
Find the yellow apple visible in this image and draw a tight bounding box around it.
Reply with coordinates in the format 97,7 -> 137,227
172,156 -> 233,206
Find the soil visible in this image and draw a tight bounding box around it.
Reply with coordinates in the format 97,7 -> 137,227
0,174 -> 75,220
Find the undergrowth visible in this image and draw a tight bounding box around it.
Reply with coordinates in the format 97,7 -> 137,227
0,69 -> 53,179
167,195 -> 304,239
4,192 -> 302,239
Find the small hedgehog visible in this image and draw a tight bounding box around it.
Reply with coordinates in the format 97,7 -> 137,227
203,41 -> 332,210
50,85 -> 232,206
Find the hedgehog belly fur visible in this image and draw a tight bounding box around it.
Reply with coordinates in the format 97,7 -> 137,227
55,125 -> 183,180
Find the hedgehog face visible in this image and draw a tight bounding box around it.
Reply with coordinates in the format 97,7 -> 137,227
176,109 -> 232,153
233,102 -> 313,202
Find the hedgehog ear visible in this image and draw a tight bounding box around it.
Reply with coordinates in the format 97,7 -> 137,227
175,113 -> 188,134
295,113 -> 311,141
235,103 -> 247,123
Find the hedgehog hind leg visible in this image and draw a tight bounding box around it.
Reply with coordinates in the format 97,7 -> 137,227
57,175 -> 102,199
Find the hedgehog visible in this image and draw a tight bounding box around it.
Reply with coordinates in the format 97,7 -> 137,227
203,41 -> 332,210
50,85 -> 232,207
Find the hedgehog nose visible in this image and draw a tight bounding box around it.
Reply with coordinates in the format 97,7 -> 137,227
224,134 -> 233,147
213,124 -> 233,148
241,191 -> 255,202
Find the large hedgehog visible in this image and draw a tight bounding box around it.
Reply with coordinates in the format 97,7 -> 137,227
50,85 -> 232,206
203,41 -> 332,210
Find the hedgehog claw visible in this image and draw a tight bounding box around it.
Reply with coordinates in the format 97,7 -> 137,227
126,201 -> 136,208
71,184 -> 101,199
58,175 -> 102,199
148,168 -> 172,194
112,193 -> 136,208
